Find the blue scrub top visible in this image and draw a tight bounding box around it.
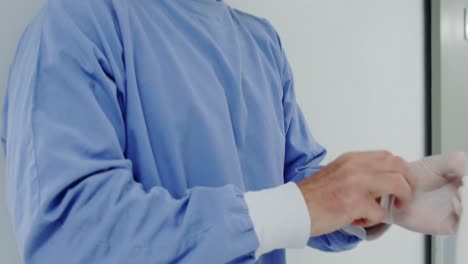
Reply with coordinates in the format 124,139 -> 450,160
1,0 -> 360,263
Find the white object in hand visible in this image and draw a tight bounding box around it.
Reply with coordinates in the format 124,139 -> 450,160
383,153 -> 467,235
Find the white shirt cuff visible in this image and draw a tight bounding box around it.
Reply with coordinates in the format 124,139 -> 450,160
244,182 -> 310,258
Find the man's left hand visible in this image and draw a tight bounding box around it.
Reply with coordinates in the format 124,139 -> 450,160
389,153 -> 467,235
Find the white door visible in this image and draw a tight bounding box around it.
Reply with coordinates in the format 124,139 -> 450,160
431,0 -> 468,263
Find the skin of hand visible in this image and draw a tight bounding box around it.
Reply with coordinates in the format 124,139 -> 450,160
297,151 -> 415,237
391,152 -> 467,234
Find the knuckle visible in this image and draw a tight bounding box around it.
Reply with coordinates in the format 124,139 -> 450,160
381,150 -> 393,159
393,155 -> 406,166
340,152 -> 355,163
394,156 -> 410,172
340,153 -> 351,159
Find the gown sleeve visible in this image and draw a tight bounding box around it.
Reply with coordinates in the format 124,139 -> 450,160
1,2 -> 259,263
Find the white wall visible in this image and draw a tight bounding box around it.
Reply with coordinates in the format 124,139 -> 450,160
1,0 -> 426,263
226,0 -> 426,264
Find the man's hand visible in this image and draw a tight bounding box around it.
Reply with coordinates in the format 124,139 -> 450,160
297,151 -> 415,237
391,153 -> 467,235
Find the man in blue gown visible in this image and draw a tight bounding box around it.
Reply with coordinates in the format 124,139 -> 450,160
2,0 -> 465,263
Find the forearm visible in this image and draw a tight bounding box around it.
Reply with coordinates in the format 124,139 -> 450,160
11,167 -> 258,263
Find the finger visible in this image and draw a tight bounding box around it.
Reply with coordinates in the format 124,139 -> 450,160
457,186 -> 463,202
444,152 -> 467,177
359,196 -> 387,228
368,172 -> 413,208
451,216 -> 460,235
391,156 -> 416,189
363,150 -> 396,165
355,150 -> 394,158
352,219 -> 367,226
444,211 -> 460,235
422,152 -> 468,178
453,196 -> 462,217
347,150 -> 395,165
454,186 -> 464,217
372,155 -> 415,189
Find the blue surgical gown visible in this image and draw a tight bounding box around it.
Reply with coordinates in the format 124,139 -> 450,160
1,0 -> 361,263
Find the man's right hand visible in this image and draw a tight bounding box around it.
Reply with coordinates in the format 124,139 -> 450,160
297,151 -> 415,237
